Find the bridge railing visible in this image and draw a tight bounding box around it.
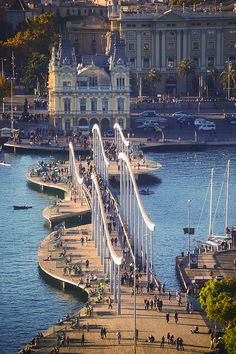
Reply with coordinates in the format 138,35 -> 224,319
92,124 -> 109,180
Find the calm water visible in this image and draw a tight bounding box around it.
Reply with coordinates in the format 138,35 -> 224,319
0,147 -> 236,352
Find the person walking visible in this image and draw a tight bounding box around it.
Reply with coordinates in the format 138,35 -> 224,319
168,291 -> 172,303
116,330 -> 121,344
81,333 -> 85,346
166,312 -> 170,323
160,336 -> 165,348
174,311 -> 179,324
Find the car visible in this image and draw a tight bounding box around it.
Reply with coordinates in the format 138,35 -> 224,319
177,115 -> 194,124
194,118 -> 209,127
156,116 -> 169,123
198,122 -> 216,131
230,118 -> 236,124
215,275 -> 224,281
104,130 -> 114,137
173,111 -> 188,117
139,110 -> 157,118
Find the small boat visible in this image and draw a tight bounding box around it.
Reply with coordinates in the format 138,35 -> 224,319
13,205 -> 33,210
139,188 -> 154,195
0,161 -> 11,167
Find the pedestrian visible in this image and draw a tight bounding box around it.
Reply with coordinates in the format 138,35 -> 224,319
175,311 -> 179,324
166,312 -> 170,323
81,333 -> 85,346
176,337 -> 180,350
103,327 -> 107,338
167,332 -> 170,344
116,330 -> 121,344
179,337 -> 184,350
168,291 -> 172,303
100,328 -> 104,339
108,296 -> 113,309
66,335 -> 70,346
160,336 -> 165,348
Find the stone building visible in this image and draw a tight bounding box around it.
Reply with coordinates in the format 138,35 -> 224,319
109,5 -> 236,96
48,32 -> 130,133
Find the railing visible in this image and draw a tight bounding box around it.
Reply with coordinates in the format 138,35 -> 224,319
92,124 -> 109,180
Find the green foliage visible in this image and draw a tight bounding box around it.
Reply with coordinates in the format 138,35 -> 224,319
0,76 -> 11,100
199,277 -> 236,324
177,58 -> 195,77
220,61 -> 236,87
224,324 -> 236,354
0,13 -> 59,84
145,68 -> 161,96
22,52 -> 49,95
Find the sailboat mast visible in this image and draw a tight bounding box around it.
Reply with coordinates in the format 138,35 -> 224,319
208,168 -> 214,239
225,160 -> 230,234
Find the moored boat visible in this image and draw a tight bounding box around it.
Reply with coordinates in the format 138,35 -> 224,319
13,205 -> 33,210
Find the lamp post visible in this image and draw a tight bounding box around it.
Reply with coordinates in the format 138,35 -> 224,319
1,58 -> 6,76
187,199 -> 192,269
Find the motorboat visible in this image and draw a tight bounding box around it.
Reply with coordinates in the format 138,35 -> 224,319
0,161 -> 11,167
139,188 -> 154,195
13,205 -> 33,210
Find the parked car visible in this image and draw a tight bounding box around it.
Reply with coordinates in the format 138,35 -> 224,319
104,130 -> 114,137
215,275 -> 224,280
230,118 -> 236,124
173,111 -> 188,117
199,122 -> 216,131
177,115 -> 195,124
194,118 -> 209,127
139,110 -> 157,118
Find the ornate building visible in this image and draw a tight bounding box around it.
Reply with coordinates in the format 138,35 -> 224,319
109,5 -> 236,96
48,32 -> 130,132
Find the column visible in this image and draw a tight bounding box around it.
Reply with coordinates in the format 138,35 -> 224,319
117,265 -> 121,315
177,30 -> 181,64
183,29 -> 187,58
136,32 -> 142,70
152,31 -> 155,67
155,30 -> 160,68
201,30 -> 206,69
161,30 -> 166,69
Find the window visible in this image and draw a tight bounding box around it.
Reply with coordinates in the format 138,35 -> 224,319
130,58 -> 136,68
229,56 -> 236,62
142,31 -> 151,37
117,77 -> 125,89
64,98 -> 71,113
63,81 -> 71,87
91,99 -> 97,113
78,79 -> 87,87
207,56 -> 215,67
229,41 -> 236,49
65,119 -> 70,130
207,30 -> 215,36
143,58 -> 150,68
80,99 -> 86,113
193,57 -> 200,67
102,99 -> 108,113
167,31 -> 175,38
78,9 -> 81,15
143,42 -> 150,51
128,42 -> 135,51
89,75 -> 97,87
117,98 -> 124,113
192,30 -> 200,37
208,41 -> 215,49
167,57 -> 175,68
192,41 -> 199,50
126,31 -> 135,38
167,42 -> 175,51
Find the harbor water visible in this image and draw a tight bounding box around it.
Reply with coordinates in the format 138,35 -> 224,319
0,147 -> 236,352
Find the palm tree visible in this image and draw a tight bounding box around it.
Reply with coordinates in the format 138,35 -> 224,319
144,68 -> 161,98
207,68 -> 218,96
220,61 -> 236,100
177,58 -> 195,96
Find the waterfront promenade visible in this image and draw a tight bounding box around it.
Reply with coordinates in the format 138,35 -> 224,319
20,124 -> 214,353
33,224 -> 211,354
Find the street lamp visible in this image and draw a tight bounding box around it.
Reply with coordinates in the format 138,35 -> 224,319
1,58 -> 6,76
187,199 -> 192,269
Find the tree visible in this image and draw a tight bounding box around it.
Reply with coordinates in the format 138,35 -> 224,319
177,58 -> 195,96
0,75 -> 11,100
199,277 -> 236,354
145,68 -> 161,98
220,61 -> 236,100
22,52 -> 49,95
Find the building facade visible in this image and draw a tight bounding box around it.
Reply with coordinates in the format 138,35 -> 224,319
110,6 -> 236,96
48,32 -> 130,132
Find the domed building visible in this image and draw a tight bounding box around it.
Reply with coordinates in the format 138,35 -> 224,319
48,31 -> 130,133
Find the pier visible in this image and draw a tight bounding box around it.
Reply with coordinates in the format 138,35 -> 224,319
20,124 -> 212,353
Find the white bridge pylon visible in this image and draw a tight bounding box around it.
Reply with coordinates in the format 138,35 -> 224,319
119,152 -> 155,282
92,124 -> 109,180
68,141 -> 91,206
114,122 -> 130,155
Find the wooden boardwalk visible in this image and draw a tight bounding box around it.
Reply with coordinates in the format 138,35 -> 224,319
26,225 -> 213,354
